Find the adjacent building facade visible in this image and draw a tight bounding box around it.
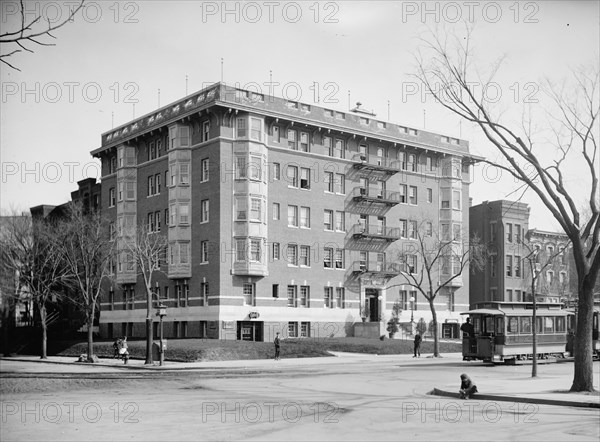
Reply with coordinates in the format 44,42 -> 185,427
92,82 -> 479,342
470,200 -> 572,306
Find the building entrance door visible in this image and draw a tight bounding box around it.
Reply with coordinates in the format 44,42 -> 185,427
366,289 -> 380,322
237,321 -> 264,341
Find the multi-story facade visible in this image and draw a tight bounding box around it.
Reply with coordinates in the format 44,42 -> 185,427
470,200 -> 530,306
92,82 -> 479,342
470,200 -> 572,306
526,229 -> 571,304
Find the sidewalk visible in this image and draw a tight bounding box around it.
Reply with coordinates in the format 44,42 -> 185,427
2,353 -> 599,409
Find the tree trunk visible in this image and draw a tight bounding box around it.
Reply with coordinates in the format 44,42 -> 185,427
87,303 -> 96,361
145,317 -> 153,364
570,280 -> 595,392
429,299 -> 439,357
39,304 -> 47,359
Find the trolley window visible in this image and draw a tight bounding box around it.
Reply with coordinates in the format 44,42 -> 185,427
536,317 -> 543,334
485,316 -> 495,335
507,317 -> 518,334
495,317 -> 504,335
544,317 -> 554,334
594,313 -> 598,330
520,317 -> 532,334
473,317 -> 481,334
555,316 -> 565,333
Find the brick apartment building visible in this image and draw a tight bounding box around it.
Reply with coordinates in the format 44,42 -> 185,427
470,200 -> 572,306
91,82 -> 480,342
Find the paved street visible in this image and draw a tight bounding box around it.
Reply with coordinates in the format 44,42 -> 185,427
1,353 -> 599,441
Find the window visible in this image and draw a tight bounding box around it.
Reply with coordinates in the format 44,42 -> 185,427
249,156 -> 261,181
426,222 -> 433,237
335,174 -> 345,194
559,272 -> 566,284
201,282 -> 209,306
179,204 -> 189,224
110,157 -> 117,174
201,159 -> 209,182
441,255 -> 450,275
544,317 -> 554,334
507,223 -> 513,242
288,205 -> 298,227
335,249 -> 344,269
359,251 -> 368,270
300,206 -> 310,228
109,222 -> 115,241
109,188 -> 115,207
202,121 -> 210,142
299,286 -> 310,307
407,154 -> 416,172
287,244 -> 298,266
125,182 -> 135,200
324,210 -> 333,230
272,284 -> 279,298
399,184 -> 407,204
178,164 -> 189,185
324,287 -> 333,308
201,240 -> 209,263
165,208 -> 169,227
201,199 -> 209,223
507,289 -> 513,302
149,142 -> 156,161
407,255 -> 417,274
490,255 -> 497,277
490,223 -> 497,242
398,152 -> 406,170
236,197 -> 246,220
427,188 -> 433,203
515,224 -> 521,243
441,189 -> 450,209
250,198 -> 261,221
273,126 -> 280,143
324,248 -> 333,268
300,132 -> 309,152
272,163 -> 280,181
148,176 -> 155,196
334,139 -> 344,158
409,186 -> 417,205
237,118 -> 247,137
515,256 -> 521,278
546,270 -> 554,285
236,239 -> 246,261
300,168 -> 311,189
288,322 -> 298,337
506,255 -> 513,277
272,242 -> 280,260
325,172 -> 334,192
336,288 -> 345,308
243,283 -> 255,306
287,165 -> 298,187
273,203 -> 280,220
427,156 -> 437,171
324,136 -> 333,157
409,220 -> 417,239
288,129 -> 297,150
180,243 -> 189,264
453,223 -> 461,241
335,211 -> 345,231
300,245 -> 310,266
250,239 -> 261,262
376,253 -> 385,271
300,322 -> 310,337
236,156 -> 247,179
250,118 -> 262,141
287,285 -> 297,307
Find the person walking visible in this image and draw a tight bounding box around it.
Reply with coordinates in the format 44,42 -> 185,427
274,332 -> 281,361
413,333 -> 422,358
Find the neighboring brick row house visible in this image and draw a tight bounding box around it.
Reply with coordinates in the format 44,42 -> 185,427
470,200 -> 573,306
89,82 -> 479,342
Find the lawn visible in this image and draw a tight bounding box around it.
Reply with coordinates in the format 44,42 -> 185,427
52,337 -> 461,362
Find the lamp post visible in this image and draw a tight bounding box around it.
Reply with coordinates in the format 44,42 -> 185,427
156,303 -> 167,366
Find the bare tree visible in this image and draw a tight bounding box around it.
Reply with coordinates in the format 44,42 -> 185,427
414,28 -> 599,391
56,203 -> 113,362
121,223 -> 167,365
0,214 -> 69,358
394,221 -> 487,357
0,0 -> 84,71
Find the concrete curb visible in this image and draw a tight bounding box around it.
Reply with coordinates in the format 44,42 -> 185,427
430,388 -> 600,409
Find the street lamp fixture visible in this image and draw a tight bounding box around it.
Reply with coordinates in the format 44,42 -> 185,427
409,296 -> 415,324
156,303 -> 167,366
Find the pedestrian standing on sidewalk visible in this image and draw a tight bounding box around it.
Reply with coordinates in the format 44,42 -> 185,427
413,333 -> 422,357
274,332 -> 281,361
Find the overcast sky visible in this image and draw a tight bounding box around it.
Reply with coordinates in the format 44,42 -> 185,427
1,1 -> 598,231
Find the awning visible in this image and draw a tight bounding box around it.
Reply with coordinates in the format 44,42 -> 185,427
460,309 -> 505,316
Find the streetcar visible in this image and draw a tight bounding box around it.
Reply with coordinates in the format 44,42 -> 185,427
460,302 -> 572,363
566,306 -> 600,359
